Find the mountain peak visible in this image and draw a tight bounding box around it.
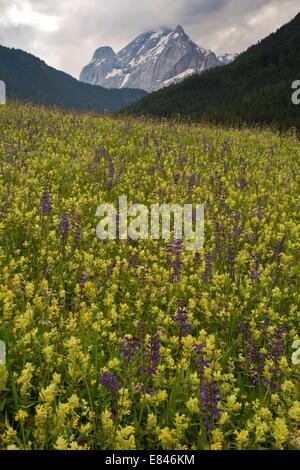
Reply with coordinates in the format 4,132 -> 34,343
80,26 -> 236,92
174,25 -> 185,34
92,46 -> 115,61
149,27 -> 172,36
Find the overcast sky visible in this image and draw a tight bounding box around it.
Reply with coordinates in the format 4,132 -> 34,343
0,0 -> 299,78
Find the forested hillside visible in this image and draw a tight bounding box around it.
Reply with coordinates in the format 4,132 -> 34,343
124,12 -> 300,131
0,45 -> 147,112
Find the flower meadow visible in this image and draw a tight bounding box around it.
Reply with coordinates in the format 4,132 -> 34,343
0,103 -> 299,450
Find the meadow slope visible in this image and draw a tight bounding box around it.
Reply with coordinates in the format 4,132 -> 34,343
0,103 -> 299,450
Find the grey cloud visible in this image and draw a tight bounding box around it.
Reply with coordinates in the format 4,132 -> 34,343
0,24 -> 38,51
180,0 -> 228,16
0,0 -> 299,78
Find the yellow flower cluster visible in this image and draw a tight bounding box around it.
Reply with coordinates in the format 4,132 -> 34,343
0,102 -> 299,450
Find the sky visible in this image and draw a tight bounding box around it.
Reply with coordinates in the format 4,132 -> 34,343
0,0 -> 299,79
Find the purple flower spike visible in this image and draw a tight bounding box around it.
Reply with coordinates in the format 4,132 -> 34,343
74,219 -> 82,241
201,252 -> 213,282
250,253 -> 261,281
172,307 -> 191,337
100,371 -> 121,396
194,342 -> 211,378
140,333 -> 161,378
120,336 -> 139,363
200,379 -> 222,434
40,190 -> 52,215
263,323 -> 286,393
165,239 -> 184,282
246,341 -> 266,385
80,272 -> 89,288
60,213 -> 70,237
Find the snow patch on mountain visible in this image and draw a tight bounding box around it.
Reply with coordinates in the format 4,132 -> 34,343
217,53 -> 239,65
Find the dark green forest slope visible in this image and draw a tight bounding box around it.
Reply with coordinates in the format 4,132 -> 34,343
0,45 -> 147,112
124,12 -> 300,130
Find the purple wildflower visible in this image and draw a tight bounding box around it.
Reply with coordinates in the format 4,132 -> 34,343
187,174 -> 195,192
100,371 -> 121,396
272,238 -> 285,283
212,218 -> 224,260
80,273 -> 89,288
220,308 -> 229,330
246,341 -> 266,386
137,384 -> 154,396
19,280 -> 25,292
174,173 -> 181,184
250,253 -> 261,281
100,371 -> 122,420
107,260 -> 117,276
225,241 -> 237,277
238,321 -> 250,337
169,238 -> 184,255
74,217 -> 82,241
273,238 -> 285,259
220,140 -> 229,152
268,324 -> 286,363
40,190 -> 52,215
139,333 -> 161,378
240,178 -> 248,191
172,307 -> 191,338
0,188 -> 14,219
120,336 -> 139,363
71,214 -> 83,253
263,324 -> 286,393
60,213 -> 70,237
194,342 -> 211,379
97,145 -> 109,157
105,153 -> 115,189
165,239 -> 184,282
201,251 -> 213,282
147,166 -> 156,175
200,379 -> 223,434
232,211 -> 246,245
143,133 -> 149,147
129,254 -> 137,267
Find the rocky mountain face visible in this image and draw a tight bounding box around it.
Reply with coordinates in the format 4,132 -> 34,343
217,53 -> 239,65
80,26 -> 237,92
